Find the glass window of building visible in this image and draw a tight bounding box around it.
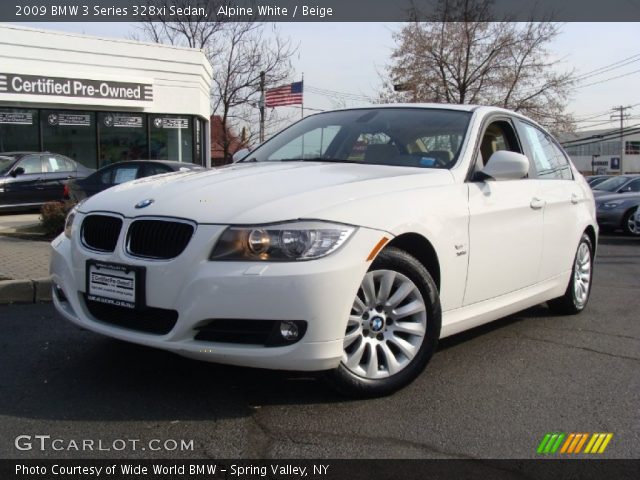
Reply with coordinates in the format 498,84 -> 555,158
150,115 -> 193,162
0,108 -> 39,152
41,110 -> 97,169
98,112 -> 147,166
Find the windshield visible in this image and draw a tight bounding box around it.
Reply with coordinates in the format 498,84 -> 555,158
0,156 -> 16,175
243,108 -> 472,169
595,176 -> 631,192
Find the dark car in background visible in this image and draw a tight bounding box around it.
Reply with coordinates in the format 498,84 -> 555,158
64,160 -> 206,202
592,174 -> 640,197
595,192 -> 640,236
0,152 -> 94,212
585,174 -> 612,188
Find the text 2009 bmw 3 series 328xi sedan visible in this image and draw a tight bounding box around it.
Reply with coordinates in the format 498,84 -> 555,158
50,105 -> 597,397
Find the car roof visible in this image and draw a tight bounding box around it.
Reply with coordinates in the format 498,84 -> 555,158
99,160 -> 201,168
0,151 -> 62,157
307,103 -> 547,131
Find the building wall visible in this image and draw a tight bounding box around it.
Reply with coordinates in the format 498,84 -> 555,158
564,131 -> 640,175
0,24 -> 212,167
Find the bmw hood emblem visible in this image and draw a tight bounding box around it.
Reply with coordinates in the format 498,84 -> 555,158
135,198 -> 155,209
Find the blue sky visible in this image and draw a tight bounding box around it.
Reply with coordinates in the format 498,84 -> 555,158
15,21 -> 640,131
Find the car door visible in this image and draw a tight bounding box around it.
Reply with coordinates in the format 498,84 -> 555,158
464,118 -> 544,306
41,154 -> 75,202
516,120 -> 585,281
617,178 -> 640,194
4,154 -> 47,206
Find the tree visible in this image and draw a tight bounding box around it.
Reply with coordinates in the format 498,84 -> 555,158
381,0 -> 576,132
133,1 -> 297,162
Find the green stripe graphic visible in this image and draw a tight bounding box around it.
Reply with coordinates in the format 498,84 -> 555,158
550,433 -> 566,453
537,434 -> 552,454
543,434 -> 559,453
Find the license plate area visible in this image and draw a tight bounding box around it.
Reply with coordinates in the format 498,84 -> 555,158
86,260 -> 145,310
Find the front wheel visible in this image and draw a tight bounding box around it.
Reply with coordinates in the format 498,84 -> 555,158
623,207 -> 640,236
325,247 -> 441,397
548,233 -> 594,315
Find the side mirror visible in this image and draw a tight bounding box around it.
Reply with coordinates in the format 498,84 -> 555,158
10,167 -> 25,177
479,151 -> 529,181
232,148 -> 250,163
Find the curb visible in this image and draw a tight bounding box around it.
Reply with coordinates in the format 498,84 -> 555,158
0,277 -> 52,305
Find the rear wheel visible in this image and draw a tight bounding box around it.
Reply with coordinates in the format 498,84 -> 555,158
325,247 -> 441,397
548,233 -> 593,315
622,207 -> 640,236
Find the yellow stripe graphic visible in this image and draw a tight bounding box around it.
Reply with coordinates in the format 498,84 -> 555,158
590,433 -> 606,453
584,434 -> 598,453
560,434 -> 575,453
574,433 -> 589,453
598,433 -> 613,453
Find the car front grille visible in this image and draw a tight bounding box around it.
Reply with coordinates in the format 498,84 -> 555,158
84,295 -> 178,335
81,215 -> 123,252
126,219 -> 195,260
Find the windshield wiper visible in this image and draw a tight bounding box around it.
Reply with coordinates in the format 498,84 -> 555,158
279,157 -> 359,164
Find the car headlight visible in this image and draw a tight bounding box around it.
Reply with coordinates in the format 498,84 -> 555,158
602,201 -> 623,209
64,207 -> 77,239
210,221 -> 356,261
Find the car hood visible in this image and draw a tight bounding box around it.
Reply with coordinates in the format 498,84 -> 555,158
594,191 -> 640,203
79,161 -> 454,224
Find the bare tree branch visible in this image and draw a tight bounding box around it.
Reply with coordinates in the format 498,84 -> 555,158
380,0 -> 576,133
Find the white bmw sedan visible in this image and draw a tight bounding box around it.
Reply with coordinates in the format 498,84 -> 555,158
51,105 -> 597,396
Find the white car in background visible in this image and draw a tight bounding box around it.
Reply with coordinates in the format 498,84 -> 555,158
51,105 -> 597,397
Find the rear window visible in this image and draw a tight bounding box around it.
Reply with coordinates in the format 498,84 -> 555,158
0,156 -> 15,175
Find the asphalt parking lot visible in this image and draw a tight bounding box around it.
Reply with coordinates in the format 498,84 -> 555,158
0,234 -> 638,460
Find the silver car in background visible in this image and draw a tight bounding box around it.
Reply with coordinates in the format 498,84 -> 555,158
595,192 -> 640,236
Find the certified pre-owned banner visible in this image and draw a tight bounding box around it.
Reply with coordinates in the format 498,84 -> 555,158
0,73 -> 153,102
3,459 -> 640,480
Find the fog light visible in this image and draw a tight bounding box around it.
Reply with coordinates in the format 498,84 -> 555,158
279,321 -> 299,341
54,283 -> 68,302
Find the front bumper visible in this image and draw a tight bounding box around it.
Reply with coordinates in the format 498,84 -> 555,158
50,217 -> 388,371
596,208 -> 624,229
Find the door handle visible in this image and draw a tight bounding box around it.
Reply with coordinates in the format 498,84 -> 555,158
571,193 -> 579,204
530,197 -> 545,210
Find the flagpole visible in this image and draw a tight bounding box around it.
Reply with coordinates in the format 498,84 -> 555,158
259,71 -> 265,143
301,73 -> 304,119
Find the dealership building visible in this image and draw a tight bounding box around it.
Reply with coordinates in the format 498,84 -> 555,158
0,24 -> 212,168
560,127 -> 640,175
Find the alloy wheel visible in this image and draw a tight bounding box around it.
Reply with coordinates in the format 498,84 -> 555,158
342,269 -> 427,379
573,241 -> 592,308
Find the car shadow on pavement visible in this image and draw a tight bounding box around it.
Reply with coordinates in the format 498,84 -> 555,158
598,232 -> 639,247
0,303 -> 555,424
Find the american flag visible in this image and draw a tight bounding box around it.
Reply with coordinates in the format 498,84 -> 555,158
265,81 -> 303,107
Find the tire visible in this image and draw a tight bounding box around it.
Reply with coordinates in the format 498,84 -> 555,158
325,247 -> 441,398
548,233 -> 593,315
622,207 -> 640,236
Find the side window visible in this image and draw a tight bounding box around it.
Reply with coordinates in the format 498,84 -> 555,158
56,156 -> 75,172
100,167 -> 113,185
43,155 -> 74,173
17,155 -> 43,174
143,163 -> 172,177
622,178 -> 640,193
478,121 -> 521,168
112,165 -> 139,185
520,122 -> 572,180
